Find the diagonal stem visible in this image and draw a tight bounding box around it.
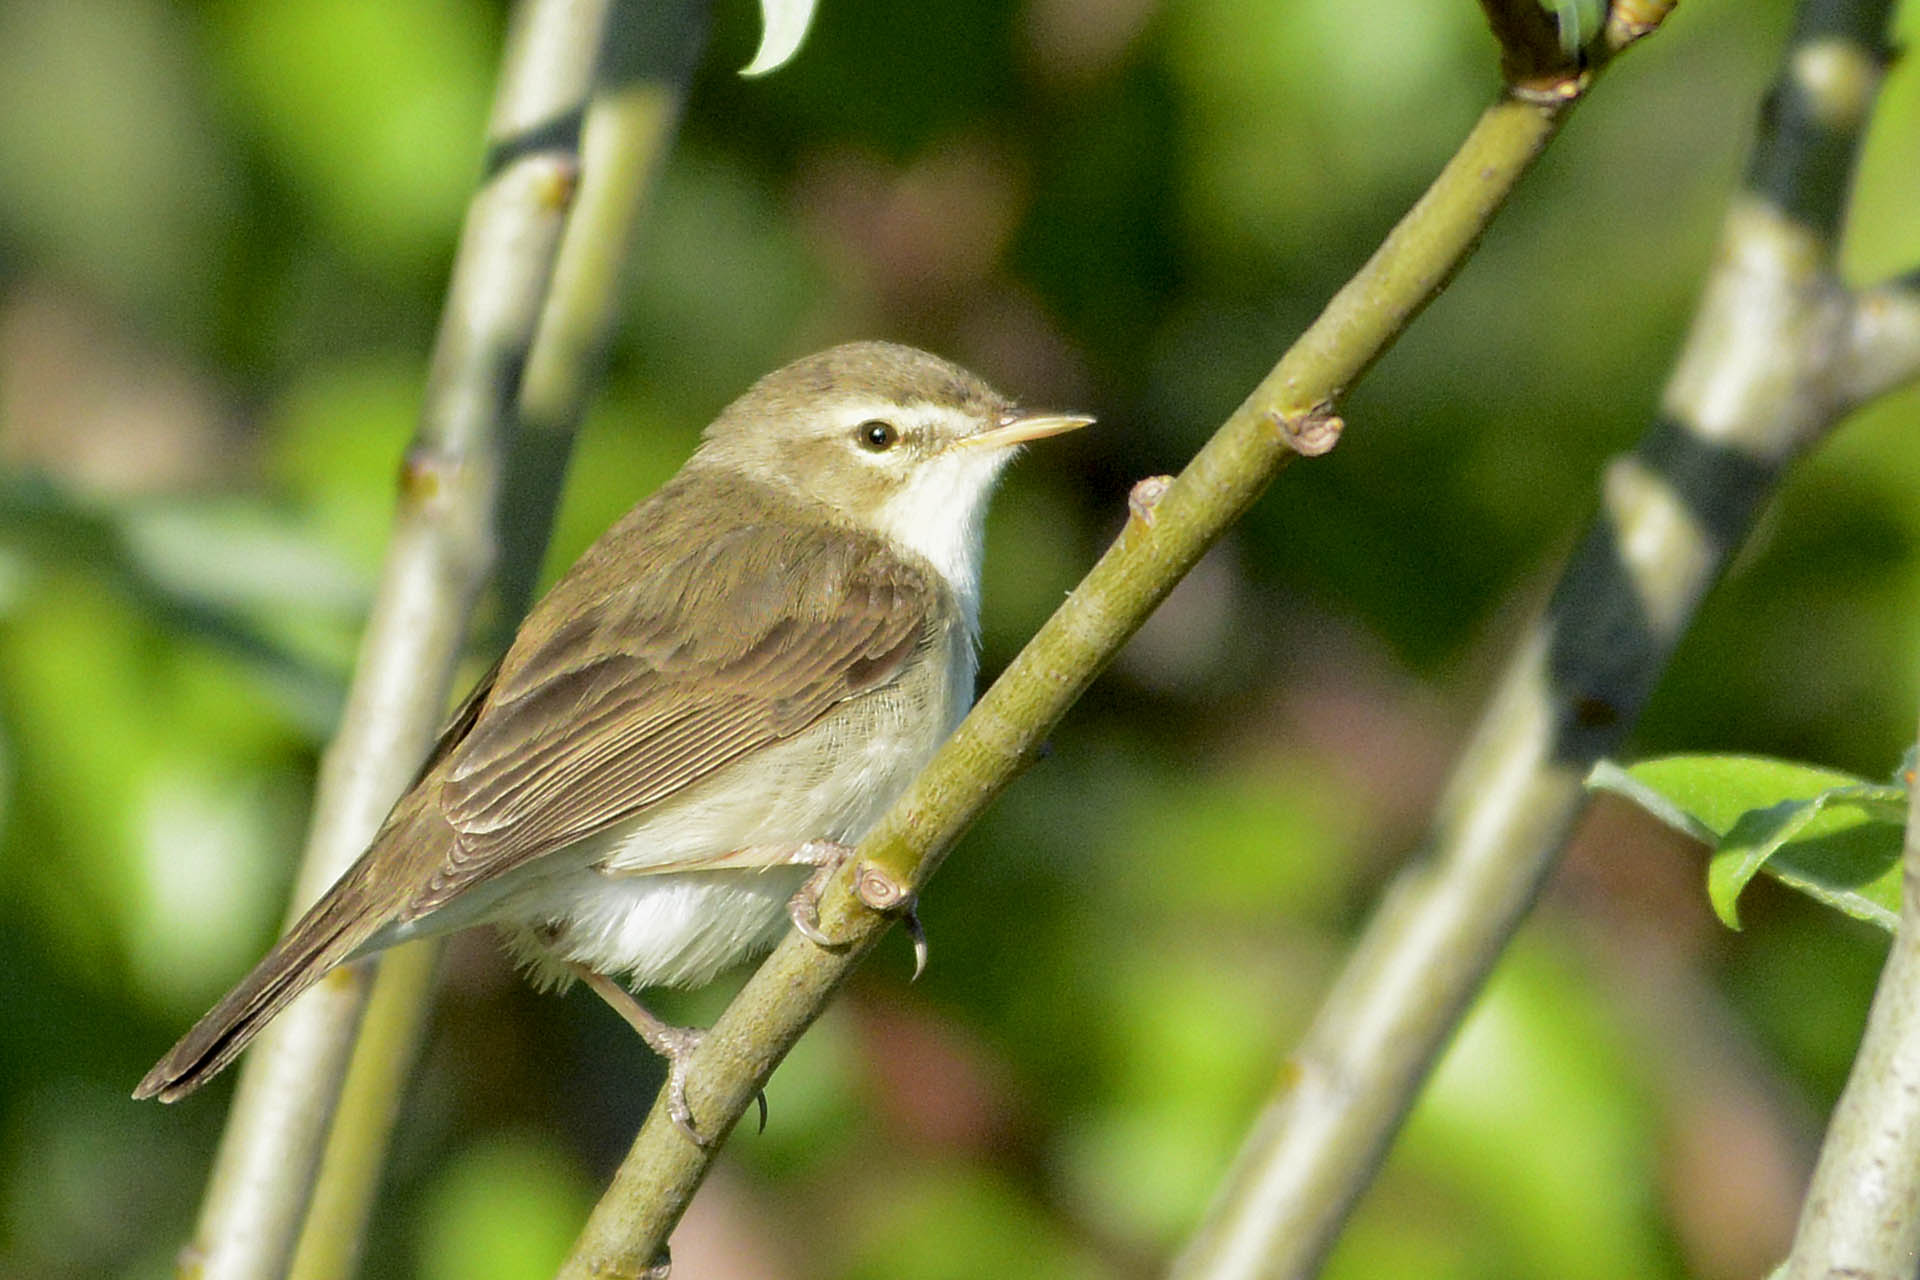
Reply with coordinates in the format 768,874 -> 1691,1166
550,6 -> 1687,1272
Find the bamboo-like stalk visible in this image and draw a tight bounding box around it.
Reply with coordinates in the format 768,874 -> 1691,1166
283,6 -> 708,1277
551,8 -> 1680,1277
175,3 -> 606,1277
494,0 -> 712,628
283,942 -> 441,1280
1171,1 -> 1918,1277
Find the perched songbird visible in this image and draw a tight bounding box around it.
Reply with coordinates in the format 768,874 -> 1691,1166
136,342 -> 1092,1136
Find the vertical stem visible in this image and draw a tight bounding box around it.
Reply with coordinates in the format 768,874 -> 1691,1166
495,0 -> 711,627
178,3 -> 604,1277
284,942 -> 442,1280
283,4 -> 708,1278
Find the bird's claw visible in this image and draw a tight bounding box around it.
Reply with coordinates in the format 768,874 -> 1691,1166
786,844 -> 930,979
658,1027 -> 769,1144
901,901 -> 928,981
786,840 -> 857,948
853,861 -> 929,980
787,891 -> 839,948
571,965 -> 753,1146
641,1021 -> 709,1146
661,1042 -> 706,1146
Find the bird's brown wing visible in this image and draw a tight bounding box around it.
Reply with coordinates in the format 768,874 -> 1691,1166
402,493 -> 937,919
134,481 -> 935,1104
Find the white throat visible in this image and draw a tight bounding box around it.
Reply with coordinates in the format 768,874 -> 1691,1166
869,446 -> 1011,629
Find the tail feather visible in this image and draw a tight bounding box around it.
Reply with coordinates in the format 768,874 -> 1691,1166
134,876 -> 380,1103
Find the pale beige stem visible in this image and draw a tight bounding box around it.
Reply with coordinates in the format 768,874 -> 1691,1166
283,4 -> 707,1278
176,3 -> 603,1277
1173,1 -> 1904,1276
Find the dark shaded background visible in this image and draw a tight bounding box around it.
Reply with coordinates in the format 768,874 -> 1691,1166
3,1 -> 1918,1276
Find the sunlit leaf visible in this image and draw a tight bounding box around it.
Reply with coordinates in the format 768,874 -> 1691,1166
1588,755 -> 1909,932
740,0 -> 819,77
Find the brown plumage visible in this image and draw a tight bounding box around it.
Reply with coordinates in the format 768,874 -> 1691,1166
136,475 -> 940,1101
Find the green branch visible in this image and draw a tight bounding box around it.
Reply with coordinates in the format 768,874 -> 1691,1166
550,8 -> 1685,1275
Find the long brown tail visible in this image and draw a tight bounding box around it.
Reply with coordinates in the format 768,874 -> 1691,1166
134,870 -> 382,1103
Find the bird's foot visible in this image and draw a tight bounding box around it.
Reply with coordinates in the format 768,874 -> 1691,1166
785,840 -> 858,947
571,965 -> 767,1145
787,847 -> 929,980
653,1023 -> 708,1145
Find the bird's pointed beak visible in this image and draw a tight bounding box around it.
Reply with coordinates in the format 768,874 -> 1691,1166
958,408 -> 1097,451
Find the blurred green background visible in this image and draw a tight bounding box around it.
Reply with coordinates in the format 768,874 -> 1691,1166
3,1 -> 1919,1277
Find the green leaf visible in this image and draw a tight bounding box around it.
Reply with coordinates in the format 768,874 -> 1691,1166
1588,754 -> 1909,932
1584,759 -> 1718,844
740,0 -> 820,77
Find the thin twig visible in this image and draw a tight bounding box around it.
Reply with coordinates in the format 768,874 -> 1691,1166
175,3 -> 604,1277
1170,1 -> 1907,1277
551,9 -> 1684,1275
282,943 -> 441,1280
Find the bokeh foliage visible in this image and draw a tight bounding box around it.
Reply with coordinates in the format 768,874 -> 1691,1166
2,1 -> 1918,1277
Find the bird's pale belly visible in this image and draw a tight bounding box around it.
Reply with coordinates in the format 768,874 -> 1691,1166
493,636 -> 970,990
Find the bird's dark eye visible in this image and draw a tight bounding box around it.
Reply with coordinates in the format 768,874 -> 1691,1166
856,419 -> 899,451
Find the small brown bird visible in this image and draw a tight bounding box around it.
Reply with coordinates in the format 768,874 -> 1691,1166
135,341 -> 1091,1135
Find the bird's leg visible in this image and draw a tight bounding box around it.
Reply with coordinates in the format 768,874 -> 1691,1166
570,965 -> 766,1144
